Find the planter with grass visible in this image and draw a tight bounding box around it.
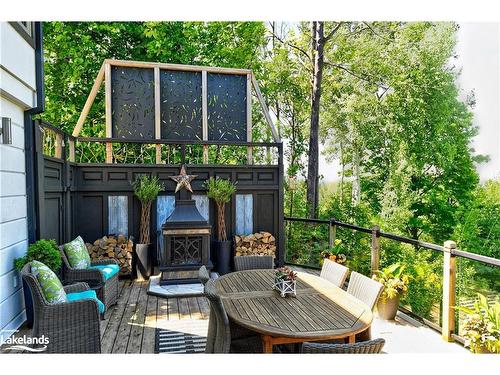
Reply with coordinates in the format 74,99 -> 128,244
132,175 -> 164,280
204,177 -> 237,275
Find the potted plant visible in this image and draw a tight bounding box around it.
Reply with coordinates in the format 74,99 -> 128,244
372,263 -> 409,320
320,239 -> 347,266
132,175 -> 164,280
273,266 -> 297,297
456,293 -> 500,354
14,239 -> 62,328
204,177 -> 237,274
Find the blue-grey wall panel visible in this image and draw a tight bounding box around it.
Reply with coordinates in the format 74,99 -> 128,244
235,194 -> 253,235
108,195 -> 128,236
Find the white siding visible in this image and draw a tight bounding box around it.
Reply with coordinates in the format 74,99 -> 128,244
0,21 -> 36,344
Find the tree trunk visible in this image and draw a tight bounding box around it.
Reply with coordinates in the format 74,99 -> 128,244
139,202 -> 152,244
351,147 -> 361,206
216,201 -> 227,241
306,21 -> 325,218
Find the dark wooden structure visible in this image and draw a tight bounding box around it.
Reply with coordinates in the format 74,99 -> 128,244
32,60 -> 285,271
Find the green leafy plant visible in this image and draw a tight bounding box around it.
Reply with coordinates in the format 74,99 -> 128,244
132,175 -> 164,244
320,239 -> 347,265
204,177 -> 237,241
456,293 -> 500,353
14,239 -> 62,272
373,263 -> 409,300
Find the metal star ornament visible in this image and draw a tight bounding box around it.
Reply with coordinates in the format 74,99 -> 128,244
170,165 -> 197,193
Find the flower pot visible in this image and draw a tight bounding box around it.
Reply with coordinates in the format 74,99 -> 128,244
273,278 -> 297,298
135,243 -> 151,280
377,294 -> 401,320
215,240 -> 232,275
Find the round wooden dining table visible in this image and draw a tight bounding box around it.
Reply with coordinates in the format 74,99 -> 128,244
214,269 -> 373,353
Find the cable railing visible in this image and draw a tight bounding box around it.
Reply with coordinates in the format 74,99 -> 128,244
284,216 -> 500,345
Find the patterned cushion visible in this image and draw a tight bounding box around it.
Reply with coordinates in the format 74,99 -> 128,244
31,260 -> 68,304
67,290 -> 105,314
88,264 -> 120,280
63,236 -> 91,269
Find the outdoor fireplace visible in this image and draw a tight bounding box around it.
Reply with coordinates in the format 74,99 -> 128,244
160,199 -> 212,285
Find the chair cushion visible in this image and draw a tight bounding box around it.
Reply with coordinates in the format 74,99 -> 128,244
88,264 -> 120,280
67,289 -> 105,314
31,260 -> 68,304
63,236 -> 91,269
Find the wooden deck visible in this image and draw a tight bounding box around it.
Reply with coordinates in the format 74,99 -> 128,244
2,271 -> 467,354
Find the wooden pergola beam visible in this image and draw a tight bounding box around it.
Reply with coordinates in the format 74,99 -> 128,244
251,74 -> 280,142
72,63 -> 105,137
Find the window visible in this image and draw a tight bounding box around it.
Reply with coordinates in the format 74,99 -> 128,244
9,22 -> 35,47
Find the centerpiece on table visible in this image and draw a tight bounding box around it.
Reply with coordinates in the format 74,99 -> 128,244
273,266 -> 297,297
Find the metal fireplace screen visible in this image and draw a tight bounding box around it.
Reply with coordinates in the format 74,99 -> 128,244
170,236 -> 202,265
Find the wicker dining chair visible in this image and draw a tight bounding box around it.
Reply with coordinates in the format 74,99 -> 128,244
347,271 -> 384,341
204,279 -> 262,353
21,263 -> 101,353
234,255 -> 274,271
347,271 -> 384,311
198,265 -> 216,353
320,259 -> 349,288
59,245 -> 119,310
301,338 -> 385,354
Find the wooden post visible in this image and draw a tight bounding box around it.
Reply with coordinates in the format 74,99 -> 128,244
328,218 -> 337,249
68,139 -> 75,162
202,70 -> 208,164
442,240 -> 457,342
104,63 -> 113,163
55,132 -> 63,159
246,73 -> 253,164
371,225 -> 381,275
154,66 -> 162,164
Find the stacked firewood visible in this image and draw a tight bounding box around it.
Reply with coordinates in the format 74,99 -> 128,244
234,232 -> 276,258
85,234 -> 133,276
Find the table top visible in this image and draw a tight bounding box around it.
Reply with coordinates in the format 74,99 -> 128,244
214,269 -> 373,339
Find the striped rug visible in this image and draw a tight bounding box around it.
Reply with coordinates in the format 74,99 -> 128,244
155,320 -> 208,354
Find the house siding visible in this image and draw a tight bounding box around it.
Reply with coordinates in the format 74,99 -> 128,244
0,22 -> 37,344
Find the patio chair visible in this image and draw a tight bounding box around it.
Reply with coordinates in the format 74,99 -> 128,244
234,255 -> 274,271
347,271 -> 384,341
320,259 -> 349,288
204,279 -> 263,353
301,338 -> 385,354
59,244 -> 119,310
21,263 -> 101,353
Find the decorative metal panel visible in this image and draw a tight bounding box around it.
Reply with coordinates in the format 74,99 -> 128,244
111,67 -> 155,139
235,194 -> 253,235
192,194 -> 209,221
171,236 -> 202,265
156,195 -> 175,232
108,195 -> 128,236
207,73 -> 247,141
160,70 -> 202,140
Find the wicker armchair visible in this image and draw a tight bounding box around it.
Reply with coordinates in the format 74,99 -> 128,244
301,338 -> 385,354
204,279 -> 262,353
21,263 -> 101,353
234,256 -> 274,271
320,259 -> 349,288
59,245 -> 119,309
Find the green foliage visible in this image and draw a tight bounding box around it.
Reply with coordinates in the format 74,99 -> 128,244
132,175 -> 164,205
456,293 -> 500,353
373,263 -> 409,300
204,177 -> 237,205
14,239 -> 62,272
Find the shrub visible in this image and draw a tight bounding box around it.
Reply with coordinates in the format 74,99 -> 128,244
14,239 -> 62,272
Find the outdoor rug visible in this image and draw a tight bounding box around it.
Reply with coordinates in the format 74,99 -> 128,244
155,320 -> 208,354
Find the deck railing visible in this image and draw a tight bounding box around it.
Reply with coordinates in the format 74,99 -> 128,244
284,216 -> 500,344
37,120 -> 283,166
